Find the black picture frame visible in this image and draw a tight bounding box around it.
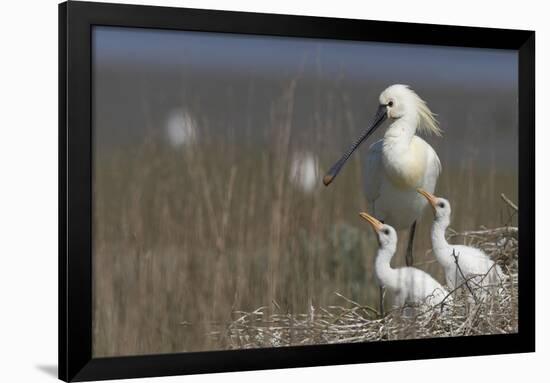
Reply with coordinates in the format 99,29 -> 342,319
59,1 -> 535,381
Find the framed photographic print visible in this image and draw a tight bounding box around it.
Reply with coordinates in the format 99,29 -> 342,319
59,1 -> 535,381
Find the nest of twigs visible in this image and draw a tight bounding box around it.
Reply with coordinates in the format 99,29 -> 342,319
209,196 -> 518,349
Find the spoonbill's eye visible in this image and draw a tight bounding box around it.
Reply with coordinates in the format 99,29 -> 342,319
383,228 -> 390,235
438,202 -> 445,208
388,101 -> 394,107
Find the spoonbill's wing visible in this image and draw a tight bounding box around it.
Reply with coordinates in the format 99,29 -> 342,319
363,139 -> 384,209
450,245 -> 502,282
420,138 -> 442,192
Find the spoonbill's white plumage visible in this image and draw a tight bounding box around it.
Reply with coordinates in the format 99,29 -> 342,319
324,84 -> 442,267
359,212 -> 450,314
418,189 -> 504,292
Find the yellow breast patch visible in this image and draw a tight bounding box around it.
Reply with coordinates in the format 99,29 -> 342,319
383,139 -> 427,190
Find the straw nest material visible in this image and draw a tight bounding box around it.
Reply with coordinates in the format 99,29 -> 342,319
210,198 -> 518,349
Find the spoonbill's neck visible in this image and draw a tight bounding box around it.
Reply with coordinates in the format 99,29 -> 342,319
383,114 -> 418,152
431,217 -> 454,267
374,246 -> 399,290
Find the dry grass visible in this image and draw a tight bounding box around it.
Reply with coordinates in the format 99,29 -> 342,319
92,78 -> 518,356
211,221 -> 518,348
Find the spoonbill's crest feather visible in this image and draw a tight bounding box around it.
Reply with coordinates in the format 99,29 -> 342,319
381,84 -> 442,137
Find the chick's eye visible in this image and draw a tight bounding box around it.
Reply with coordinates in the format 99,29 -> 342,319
388,101 -> 394,107
438,202 -> 445,208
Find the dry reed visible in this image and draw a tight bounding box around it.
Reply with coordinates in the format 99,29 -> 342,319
210,216 -> 518,348
92,76 -> 518,356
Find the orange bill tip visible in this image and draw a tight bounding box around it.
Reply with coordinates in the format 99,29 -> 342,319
417,188 -> 438,208
322,174 -> 334,186
359,212 -> 384,232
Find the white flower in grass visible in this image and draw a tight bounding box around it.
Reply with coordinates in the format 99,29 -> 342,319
165,108 -> 197,147
289,151 -> 320,193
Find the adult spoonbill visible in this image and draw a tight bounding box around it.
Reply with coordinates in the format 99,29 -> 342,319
324,84 -> 442,267
417,189 -> 504,294
359,212 -> 450,315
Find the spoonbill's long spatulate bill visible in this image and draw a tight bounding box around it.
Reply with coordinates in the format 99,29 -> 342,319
323,104 -> 387,186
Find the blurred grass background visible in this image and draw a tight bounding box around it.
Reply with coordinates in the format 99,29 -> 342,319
92,28 -> 518,356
